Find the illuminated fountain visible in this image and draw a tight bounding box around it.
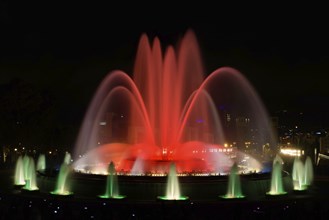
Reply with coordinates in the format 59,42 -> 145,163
22,157 -> 39,191
23,155 -> 30,180
221,163 -> 245,199
99,162 -> 126,199
266,155 -> 287,196
36,154 -> 46,172
292,157 -> 306,191
292,156 -> 313,192
50,163 -> 73,196
304,156 -> 313,187
273,154 -> 284,165
72,30 -> 275,176
64,152 -> 71,165
14,156 -> 25,186
130,157 -> 144,175
158,163 -> 188,200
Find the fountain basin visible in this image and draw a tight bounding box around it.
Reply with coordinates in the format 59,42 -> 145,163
265,191 -> 288,196
37,170 -> 292,201
98,195 -> 126,199
157,196 -> 189,201
50,190 -> 73,196
220,195 -> 245,200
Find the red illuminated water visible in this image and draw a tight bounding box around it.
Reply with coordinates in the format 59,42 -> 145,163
73,30 -> 274,175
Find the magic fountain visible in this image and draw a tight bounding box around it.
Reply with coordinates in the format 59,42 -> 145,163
73,30 -> 274,177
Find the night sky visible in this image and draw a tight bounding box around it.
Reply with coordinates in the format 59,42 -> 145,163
0,3 -> 328,146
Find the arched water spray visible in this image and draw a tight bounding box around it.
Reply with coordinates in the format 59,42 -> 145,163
73,30 -> 275,175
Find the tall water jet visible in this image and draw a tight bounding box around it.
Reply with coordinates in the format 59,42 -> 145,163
158,163 -> 188,200
99,162 -> 125,199
221,163 -> 245,199
273,154 -> 284,165
292,157 -> 306,191
36,154 -> 46,171
22,157 -> 39,191
266,158 -> 287,196
64,152 -> 71,165
23,155 -> 30,180
14,156 -> 25,186
50,163 -> 73,196
304,156 -> 313,187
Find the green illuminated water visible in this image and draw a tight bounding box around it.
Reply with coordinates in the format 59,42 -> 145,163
36,154 -> 46,171
64,152 -> 71,165
99,162 -> 125,199
267,156 -> 287,195
292,157 -> 306,191
50,163 -> 73,195
304,156 -> 313,186
22,157 -> 39,191
14,156 -> 25,186
158,163 -> 188,200
23,155 -> 30,180
221,163 -> 245,199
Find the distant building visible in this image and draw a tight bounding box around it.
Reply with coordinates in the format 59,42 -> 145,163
235,116 -> 251,149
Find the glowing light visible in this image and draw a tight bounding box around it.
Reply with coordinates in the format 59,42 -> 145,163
280,148 -> 303,157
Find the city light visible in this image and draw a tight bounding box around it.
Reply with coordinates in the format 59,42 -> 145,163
280,148 -> 304,157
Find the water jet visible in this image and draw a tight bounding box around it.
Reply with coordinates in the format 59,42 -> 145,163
157,163 -> 188,201
266,155 -> 287,196
221,163 -> 245,199
36,154 -> 46,172
98,162 -> 126,199
22,157 -> 39,191
50,163 -> 73,196
14,156 -> 25,187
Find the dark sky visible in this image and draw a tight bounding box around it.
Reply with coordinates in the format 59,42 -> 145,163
0,3 -> 328,129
